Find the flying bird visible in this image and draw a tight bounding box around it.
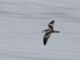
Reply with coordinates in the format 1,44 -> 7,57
43,20 -> 60,45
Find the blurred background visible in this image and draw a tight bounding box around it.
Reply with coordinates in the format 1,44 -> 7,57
0,0 -> 80,60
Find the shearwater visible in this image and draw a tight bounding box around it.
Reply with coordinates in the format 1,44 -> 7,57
43,20 -> 60,45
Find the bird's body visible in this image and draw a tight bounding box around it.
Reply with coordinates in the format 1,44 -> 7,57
43,20 -> 60,45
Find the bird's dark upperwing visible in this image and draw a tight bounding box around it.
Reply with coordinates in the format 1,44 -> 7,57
48,20 -> 54,26
48,20 -> 54,31
43,32 -> 51,45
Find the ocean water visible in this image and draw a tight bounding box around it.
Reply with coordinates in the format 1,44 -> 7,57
0,0 -> 80,60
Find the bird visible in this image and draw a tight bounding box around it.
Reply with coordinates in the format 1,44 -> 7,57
43,20 -> 60,45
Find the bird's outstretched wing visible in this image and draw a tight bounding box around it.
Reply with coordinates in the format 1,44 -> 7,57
43,32 -> 51,45
48,20 -> 55,31
48,20 -> 54,26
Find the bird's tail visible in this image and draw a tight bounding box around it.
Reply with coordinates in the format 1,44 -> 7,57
54,31 -> 60,33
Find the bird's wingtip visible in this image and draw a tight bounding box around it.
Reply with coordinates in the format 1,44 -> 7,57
44,43 -> 46,46
53,20 -> 55,22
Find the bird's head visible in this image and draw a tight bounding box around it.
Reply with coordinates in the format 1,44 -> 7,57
42,29 -> 47,33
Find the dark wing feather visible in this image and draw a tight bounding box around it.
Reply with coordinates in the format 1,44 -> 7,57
48,25 -> 53,31
43,32 -> 51,45
48,20 -> 54,25
48,20 -> 54,31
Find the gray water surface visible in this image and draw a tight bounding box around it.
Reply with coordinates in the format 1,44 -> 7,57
0,0 -> 80,60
